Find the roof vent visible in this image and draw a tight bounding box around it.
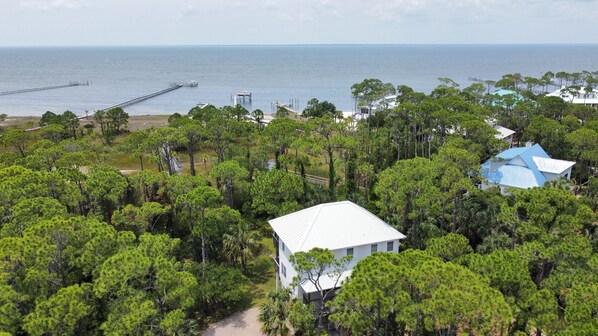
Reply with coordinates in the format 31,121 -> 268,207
525,141 -> 533,148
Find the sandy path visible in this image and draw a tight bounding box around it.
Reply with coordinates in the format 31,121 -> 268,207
201,307 -> 264,336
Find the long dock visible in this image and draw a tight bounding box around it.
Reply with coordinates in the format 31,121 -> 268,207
98,84 -> 183,113
22,84 -> 187,131
0,81 -> 89,96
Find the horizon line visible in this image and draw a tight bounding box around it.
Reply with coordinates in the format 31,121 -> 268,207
1,42 -> 598,48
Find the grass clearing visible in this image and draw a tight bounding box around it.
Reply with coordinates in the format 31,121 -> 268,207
246,236 -> 277,306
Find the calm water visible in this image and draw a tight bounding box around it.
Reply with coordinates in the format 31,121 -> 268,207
0,45 -> 597,116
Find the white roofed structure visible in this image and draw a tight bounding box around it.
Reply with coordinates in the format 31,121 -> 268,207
547,87 -> 598,107
493,125 -> 515,139
269,201 -> 406,301
269,201 -> 405,252
532,156 -> 576,175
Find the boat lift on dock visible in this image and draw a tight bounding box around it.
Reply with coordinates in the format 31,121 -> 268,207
232,91 -> 252,105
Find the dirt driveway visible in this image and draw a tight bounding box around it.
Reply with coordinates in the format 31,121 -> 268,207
201,307 -> 264,336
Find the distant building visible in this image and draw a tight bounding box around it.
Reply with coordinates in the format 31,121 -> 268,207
487,120 -> 515,147
493,124 -> 515,147
481,143 -> 575,194
546,87 -> 598,108
269,201 -> 406,303
491,89 -> 525,107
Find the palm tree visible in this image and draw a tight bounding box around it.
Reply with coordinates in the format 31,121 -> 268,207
252,109 -> 265,131
544,177 -> 571,191
222,221 -> 260,272
259,290 -> 292,336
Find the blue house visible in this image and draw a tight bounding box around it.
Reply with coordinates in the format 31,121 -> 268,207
491,89 -> 525,107
481,143 -> 575,194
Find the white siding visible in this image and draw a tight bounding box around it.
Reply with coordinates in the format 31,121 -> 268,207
543,172 -> 560,182
279,238 -> 402,297
561,167 -> 572,179
332,240 -> 400,268
278,238 -> 300,297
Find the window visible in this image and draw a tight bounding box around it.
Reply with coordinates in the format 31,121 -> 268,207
387,241 -> 394,252
281,263 -> 287,278
346,248 -> 354,257
371,244 -> 378,253
281,241 -> 285,252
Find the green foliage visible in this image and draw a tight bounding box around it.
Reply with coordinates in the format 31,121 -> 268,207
332,250 -> 513,336
259,289 -> 292,336
302,98 -> 337,119
210,160 -> 249,208
289,300 -> 317,336
86,164 -> 129,221
561,282 -> 598,335
111,202 -> 170,234
100,292 -> 157,336
351,78 -> 395,105
260,118 -> 300,170
1,129 -> 31,157
223,220 -> 260,272
250,169 -> 303,217
176,186 -> 223,265
425,233 -> 473,261
22,283 -> 92,336
375,157 -> 442,248
2,196 -> 67,237
191,262 -> 251,316
0,285 -> 24,334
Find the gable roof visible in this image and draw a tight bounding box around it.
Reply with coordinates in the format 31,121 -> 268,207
269,201 -> 405,252
532,156 -> 576,174
482,144 -> 575,189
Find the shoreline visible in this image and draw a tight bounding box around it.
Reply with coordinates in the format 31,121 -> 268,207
1,115 -> 171,132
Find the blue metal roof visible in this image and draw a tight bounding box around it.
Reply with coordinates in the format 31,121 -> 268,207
482,144 -> 551,189
486,165 -> 541,188
496,147 -> 528,160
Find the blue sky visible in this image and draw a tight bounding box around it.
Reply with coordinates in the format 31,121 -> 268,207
1,0 -> 597,46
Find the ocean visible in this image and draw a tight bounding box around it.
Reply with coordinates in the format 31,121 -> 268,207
0,44 -> 597,116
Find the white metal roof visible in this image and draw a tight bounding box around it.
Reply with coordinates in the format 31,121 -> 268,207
493,125 -> 515,139
532,156 -> 575,174
269,201 -> 406,252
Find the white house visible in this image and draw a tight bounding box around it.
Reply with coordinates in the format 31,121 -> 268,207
481,143 -> 575,194
546,87 -> 598,108
486,120 -> 515,147
269,200 -> 406,302
493,124 -> 515,147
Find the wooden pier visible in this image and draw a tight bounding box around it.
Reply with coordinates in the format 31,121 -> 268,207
22,84 -> 189,131
274,101 -> 300,115
0,81 -> 90,96
98,84 -> 183,113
